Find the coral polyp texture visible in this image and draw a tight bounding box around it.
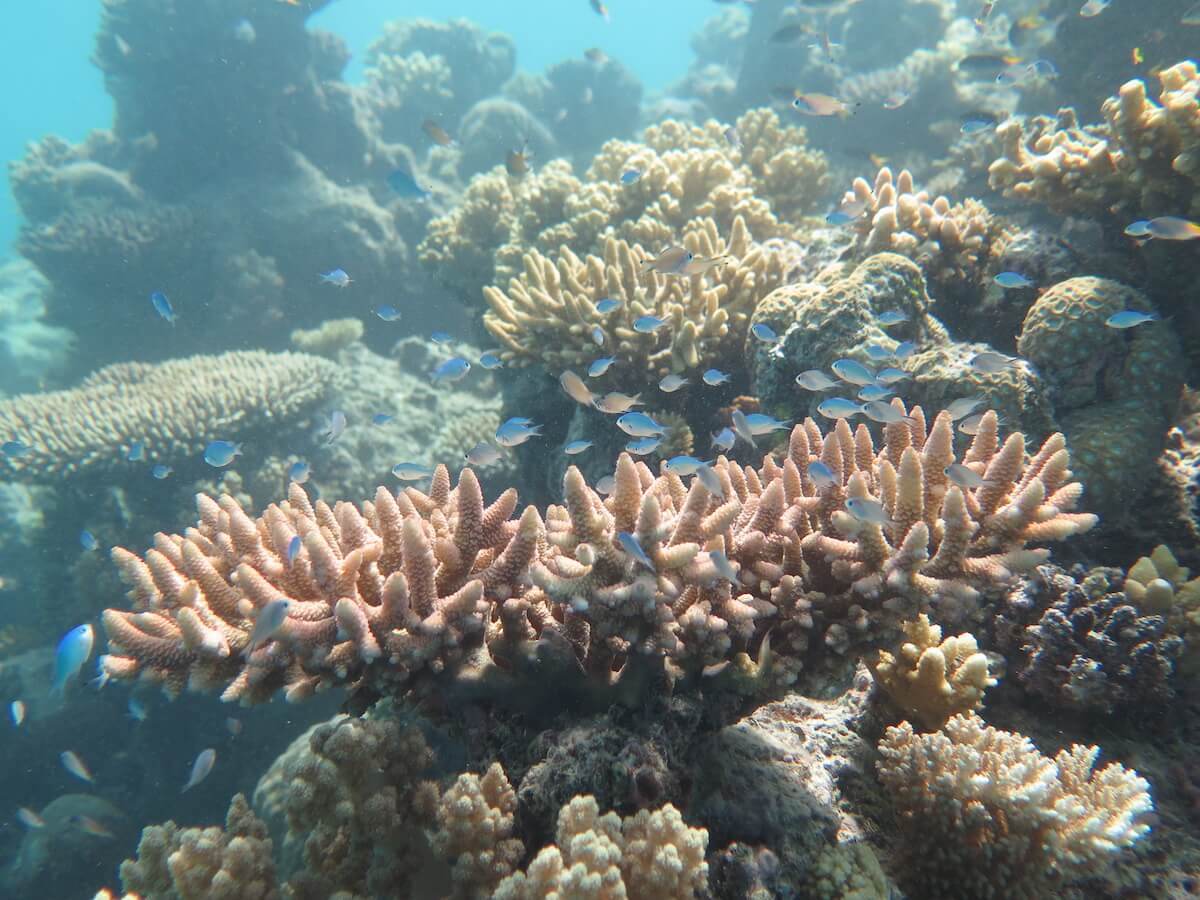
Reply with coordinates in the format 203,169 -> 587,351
482,215 -> 787,384
988,59 -> 1200,218
98,406 -> 1095,705
0,350 -> 338,481
878,713 -> 1153,899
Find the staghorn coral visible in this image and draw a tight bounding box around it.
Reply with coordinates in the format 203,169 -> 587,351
419,107 -> 825,304
877,713 -> 1153,899
432,763 -> 525,898
482,216 -> 787,385
839,166 -> 1012,291
868,613 -> 995,730
0,351 -> 338,482
493,795 -> 708,900
119,793 -> 277,900
989,60 -> 1199,219
98,408 -> 1093,704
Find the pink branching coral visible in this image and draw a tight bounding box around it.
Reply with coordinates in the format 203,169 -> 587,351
100,406 -> 1095,704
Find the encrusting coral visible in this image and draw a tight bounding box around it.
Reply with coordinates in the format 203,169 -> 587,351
482,215 -> 787,385
0,351 -> 338,482
988,59 -> 1200,219
492,794 -> 708,900
98,405 -> 1095,705
868,613 -> 995,730
119,793 -> 277,900
878,713 -> 1153,899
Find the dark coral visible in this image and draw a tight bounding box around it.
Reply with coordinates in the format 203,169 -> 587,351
1007,566 -> 1183,716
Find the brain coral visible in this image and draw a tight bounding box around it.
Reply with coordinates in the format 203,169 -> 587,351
0,351 -> 339,482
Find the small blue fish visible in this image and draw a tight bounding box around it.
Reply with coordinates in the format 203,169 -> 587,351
372,413 -> 394,425
564,440 -> 593,455
659,374 -> 689,392
319,269 -> 352,288
861,401 -> 914,425
664,455 -> 710,476
751,322 -> 779,343
432,357 -> 471,384
620,169 -> 642,184
993,271 -> 1033,289
825,211 -> 854,226
387,169 -> 430,200
794,370 -> 838,391
730,410 -> 757,446
1105,310 -> 1158,329
875,367 -> 911,385
150,291 -> 177,324
960,114 -> 998,134
79,530 -> 98,552
695,465 -> 725,499
478,352 -> 505,370
1124,220 -> 1153,238
807,460 -> 836,489
375,305 -> 402,322
617,412 -> 666,437
288,461 -> 310,484
287,535 -> 302,565
465,442 -> 502,466
857,384 -> 893,401
831,359 -> 876,386
588,357 -> 616,377
625,437 -> 661,455
617,532 -> 656,571
633,315 -> 667,334
126,442 -> 145,462
591,325 -> 606,346
392,462 -> 435,481
495,418 -> 543,447
968,351 -> 1020,374
709,549 -> 739,583
845,497 -> 894,526
893,341 -> 916,359
817,397 -> 864,419
863,344 -> 891,362
430,331 -> 454,344
151,464 -> 173,480
182,748 -> 217,793
945,463 -> 985,490
52,624 -> 94,695
325,410 -> 347,444
702,368 -> 731,386
743,413 -> 790,435
203,440 -> 242,468
595,298 -> 622,314
711,427 -> 736,452
1,440 -> 29,458
877,310 -> 908,326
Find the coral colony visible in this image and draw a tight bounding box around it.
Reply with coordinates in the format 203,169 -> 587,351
0,0 -> 1199,896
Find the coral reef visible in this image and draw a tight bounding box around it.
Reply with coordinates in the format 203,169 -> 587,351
482,216 -> 787,386
432,763 -> 525,897
493,795 -> 708,899
0,351 -> 338,482
878,713 -> 1153,899
119,793 -> 277,900
868,613 -> 994,730
989,60 -> 1200,220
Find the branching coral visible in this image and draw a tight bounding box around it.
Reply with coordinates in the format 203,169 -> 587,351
119,793 -> 277,900
868,613 -> 995,730
0,351 -> 338,482
482,215 -> 787,384
989,59 -> 1200,218
493,795 -> 708,900
878,713 -> 1153,899
98,408 -> 1093,704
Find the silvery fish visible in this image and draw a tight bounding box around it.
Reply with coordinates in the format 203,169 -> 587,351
857,384 -> 893,402
52,625 -> 94,695
494,418 -> 543,447
465,442 -> 502,466
711,427 -> 736,452
659,374 -> 689,392
617,532 -> 656,571
944,464 -> 985,489
817,398 -> 863,419
182,748 -> 216,793
10,700 -> 25,726
877,310 -> 908,326
393,462 -> 436,480
625,437 -> 661,455
287,535 -> 302,565
664,455 -> 709,476
751,322 -> 779,343
127,441 -> 145,462
860,401 -> 914,425
595,475 -> 616,495
957,412 -> 993,436
560,371 -> 596,406
640,246 -> 694,276
431,358 -> 471,383
695,464 -> 725,498
709,550 -> 739,583
17,808 -> 44,829
844,497 -> 894,526
248,599 -> 291,652
893,341 -> 916,359
61,750 -> 94,783
288,461 -> 310,484
831,359 -> 876,386
375,305 -> 402,322
703,368 -> 731,385
807,461 -> 836,489
731,409 -> 757,446
633,315 -> 667,334
968,351 -> 1020,374
372,413 -> 394,425
743,413 -> 790,435
325,410 -> 347,443
150,291 -> 177,324
617,412 -> 666,437
945,396 -> 985,421
79,530 -> 98,552
592,325 -> 606,346
875,367 -> 911,385
204,440 -> 242,467
319,268 -> 351,287
478,352 -> 504,370
595,298 -> 621,313
564,440 -> 593,455
152,464 -> 173,479
795,370 -> 838,391
1105,310 -> 1158,329
588,357 -> 616,377
863,344 -> 892,362
594,392 -> 642,414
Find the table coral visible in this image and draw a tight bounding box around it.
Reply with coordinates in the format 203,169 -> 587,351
119,793 -> 277,900
988,60 -> 1200,219
868,613 -> 995,730
482,216 -> 787,386
0,351 -> 338,482
97,407 -> 1095,706
492,795 -> 708,900
878,713 -> 1152,899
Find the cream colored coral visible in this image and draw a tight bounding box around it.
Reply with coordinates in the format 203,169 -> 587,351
0,350 -> 338,481
482,215 -> 786,383
878,714 -> 1152,899
432,763 -> 525,898
494,796 -> 708,900
289,317 -> 364,357
869,614 -> 995,730
1124,544 -> 1200,615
